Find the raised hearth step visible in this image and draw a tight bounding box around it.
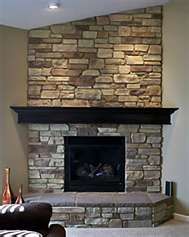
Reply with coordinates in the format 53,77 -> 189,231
24,192 -> 172,207
24,192 -> 173,228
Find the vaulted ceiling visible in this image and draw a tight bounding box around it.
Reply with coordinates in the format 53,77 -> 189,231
0,0 -> 169,30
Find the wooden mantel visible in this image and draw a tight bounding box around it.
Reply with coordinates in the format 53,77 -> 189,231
10,106 -> 178,125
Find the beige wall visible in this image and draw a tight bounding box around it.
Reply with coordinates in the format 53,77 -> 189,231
163,0 -> 189,215
0,26 -> 28,195
0,28 -> 4,192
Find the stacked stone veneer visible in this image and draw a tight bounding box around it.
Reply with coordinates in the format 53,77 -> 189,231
28,124 -> 162,192
28,7 -> 162,108
27,6 -> 163,193
51,201 -> 173,228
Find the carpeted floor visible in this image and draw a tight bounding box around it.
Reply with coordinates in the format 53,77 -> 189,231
66,220 -> 189,237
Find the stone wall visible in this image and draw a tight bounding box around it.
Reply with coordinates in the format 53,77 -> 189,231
28,6 -> 162,108
28,124 -> 162,192
27,6 -> 163,193
50,201 -> 173,228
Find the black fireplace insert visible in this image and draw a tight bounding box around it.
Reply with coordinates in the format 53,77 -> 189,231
64,136 -> 125,192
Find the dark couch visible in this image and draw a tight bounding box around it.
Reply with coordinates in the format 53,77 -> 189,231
0,203 -> 65,237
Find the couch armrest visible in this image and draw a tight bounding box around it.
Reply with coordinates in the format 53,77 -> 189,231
47,224 -> 66,237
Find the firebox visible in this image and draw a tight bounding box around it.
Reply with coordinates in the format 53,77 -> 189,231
64,136 -> 125,192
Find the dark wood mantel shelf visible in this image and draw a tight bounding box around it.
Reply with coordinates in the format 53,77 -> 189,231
10,106 -> 178,125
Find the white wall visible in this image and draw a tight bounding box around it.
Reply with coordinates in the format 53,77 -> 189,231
0,26 -> 28,195
163,0 -> 189,215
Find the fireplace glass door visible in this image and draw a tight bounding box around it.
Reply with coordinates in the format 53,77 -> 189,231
64,136 -> 125,192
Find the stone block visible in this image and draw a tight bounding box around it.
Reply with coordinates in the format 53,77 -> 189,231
135,44 -> 149,52
144,55 -> 161,61
118,26 -> 131,36
29,68 -> 42,76
82,70 -> 100,76
76,89 -> 101,100
147,136 -> 162,144
113,51 -> 125,59
70,213 -> 85,222
131,66 -> 152,72
120,213 -> 134,220
29,30 -> 50,38
83,31 -> 97,39
118,96 -> 137,102
114,44 -> 134,51
97,48 -> 113,58
101,89 -> 114,95
85,218 -> 109,226
143,19 -> 161,26
86,208 -> 101,218
117,207 -> 134,213
127,56 -> 143,65
51,24 -> 76,34
29,124 -> 49,131
60,91 -> 74,99
149,45 -> 161,54
109,219 -> 122,227
144,171 -> 161,180
147,186 -> 160,192
135,207 -> 152,219
139,148 -> 160,155
28,144 -> 57,154
96,16 -> 110,25
131,133 -> 146,143
57,145 -> 64,153
95,43 -> 113,49
53,44 -> 77,52
127,220 -> 152,228
53,207 -> 85,213
41,90 -> 59,99
147,85 -> 161,96
50,124 -> 69,131
119,65 -> 130,74
97,127 -> 117,133
109,37 -> 121,44
69,76 -> 95,87
51,213 -> 69,221
89,58 -> 105,69
36,52 -> 62,59
102,213 -> 113,218
110,14 -> 132,22
51,69 -> 81,77
78,39 -> 94,48
148,156 -> 161,165
49,159 -> 64,167
69,59 -> 89,64
127,171 -> 143,180
95,76 -> 112,83
63,39 -> 77,44
52,59 -> 68,68
104,25 -> 118,31
102,208 -> 117,213
105,59 -> 124,65
29,170 -> 40,179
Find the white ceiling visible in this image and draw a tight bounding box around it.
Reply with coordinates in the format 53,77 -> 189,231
0,0 -> 169,30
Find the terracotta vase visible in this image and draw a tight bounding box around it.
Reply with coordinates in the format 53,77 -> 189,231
2,168 -> 14,204
15,184 -> 24,204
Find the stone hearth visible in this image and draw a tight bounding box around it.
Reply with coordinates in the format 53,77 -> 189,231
25,192 -> 174,228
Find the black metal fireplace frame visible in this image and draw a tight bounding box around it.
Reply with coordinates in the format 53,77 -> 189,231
64,136 -> 125,192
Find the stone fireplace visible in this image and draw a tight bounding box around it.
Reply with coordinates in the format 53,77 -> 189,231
13,6 -> 176,227
27,6 -> 164,194
28,123 -> 162,193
